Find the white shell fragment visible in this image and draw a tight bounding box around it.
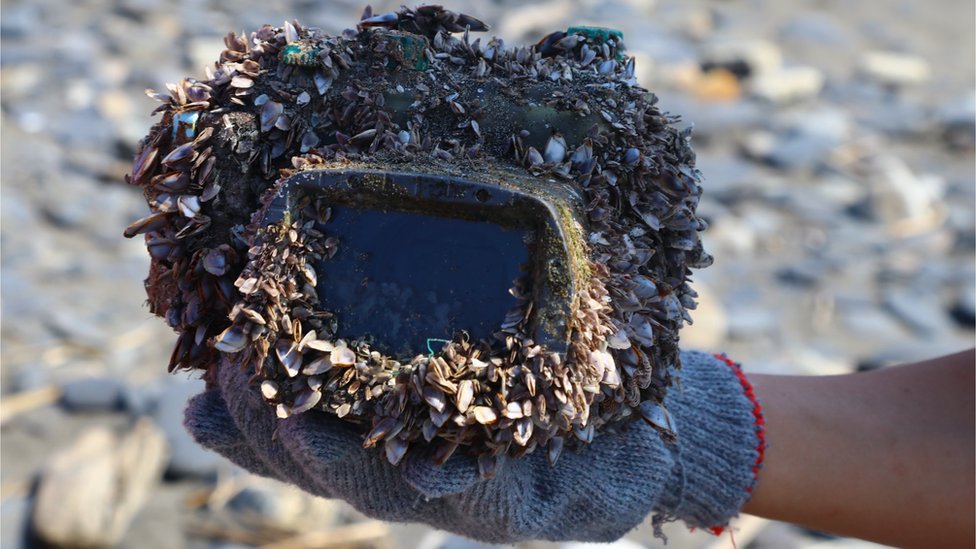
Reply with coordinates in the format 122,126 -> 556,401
260,380 -> 279,399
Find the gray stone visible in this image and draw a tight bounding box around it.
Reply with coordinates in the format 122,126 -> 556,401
949,286 -> 976,328
54,28 -> 102,67
884,290 -> 953,335
809,175 -> 866,208
45,307 -> 111,348
12,365 -> 49,393
938,91 -> 976,151
153,376 -> 220,478
0,4 -> 40,39
701,215 -> 757,255
227,485 -> 282,519
122,382 -> 162,417
118,0 -> 167,14
54,109 -> 117,147
855,97 -> 931,137
39,174 -> 108,229
849,154 -> 945,230
766,133 -> 834,171
60,375 -> 126,412
841,305 -> 911,342
742,107 -> 849,170
221,477 -> 340,531
944,121 -> 976,152
31,420 -> 167,547
740,130 -> 777,160
856,355 -> 898,372
778,14 -> 851,47
776,261 -> 827,287
783,106 -> 852,142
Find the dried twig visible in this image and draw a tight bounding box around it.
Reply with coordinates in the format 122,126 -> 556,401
261,520 -> 391,549
0,386 -> 61,425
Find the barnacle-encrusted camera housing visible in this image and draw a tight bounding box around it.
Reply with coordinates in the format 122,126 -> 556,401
125,5 -> 711,473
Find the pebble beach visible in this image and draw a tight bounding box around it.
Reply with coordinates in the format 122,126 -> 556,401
1,0 -> 973,547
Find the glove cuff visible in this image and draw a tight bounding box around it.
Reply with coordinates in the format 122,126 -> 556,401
653,351 -> 767,535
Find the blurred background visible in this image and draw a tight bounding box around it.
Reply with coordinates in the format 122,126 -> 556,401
1,0 -> 973,547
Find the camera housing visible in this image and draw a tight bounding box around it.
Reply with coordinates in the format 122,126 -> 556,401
125,6 -> 710,468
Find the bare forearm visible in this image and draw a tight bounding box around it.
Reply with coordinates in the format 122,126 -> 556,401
742,349 -> 975,548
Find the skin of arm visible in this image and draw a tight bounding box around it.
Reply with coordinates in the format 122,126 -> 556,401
741,349 -> 975,548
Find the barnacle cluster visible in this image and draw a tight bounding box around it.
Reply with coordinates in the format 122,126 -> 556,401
125,5 -> 711,473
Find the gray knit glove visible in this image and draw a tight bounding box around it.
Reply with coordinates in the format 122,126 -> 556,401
184,351 -> 765,543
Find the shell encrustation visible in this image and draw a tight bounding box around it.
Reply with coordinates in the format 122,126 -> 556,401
124,5 -> 711,475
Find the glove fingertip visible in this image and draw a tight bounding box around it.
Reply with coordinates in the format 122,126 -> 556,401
183,389 -> 243,449
402,451 -> 481,498
183,389 -> 287,481
279,411 -> 363,468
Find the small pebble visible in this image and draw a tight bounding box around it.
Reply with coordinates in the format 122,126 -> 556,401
885,290 -> 953,335
227,486 -> 281,518
60,376 -> 126,412
948,287 -> 976,328
778,14 -> 850,47
701,39 -> 782,78
749,66 -> 824,103
121,383 -> 162,417
859,51 -> 931,86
